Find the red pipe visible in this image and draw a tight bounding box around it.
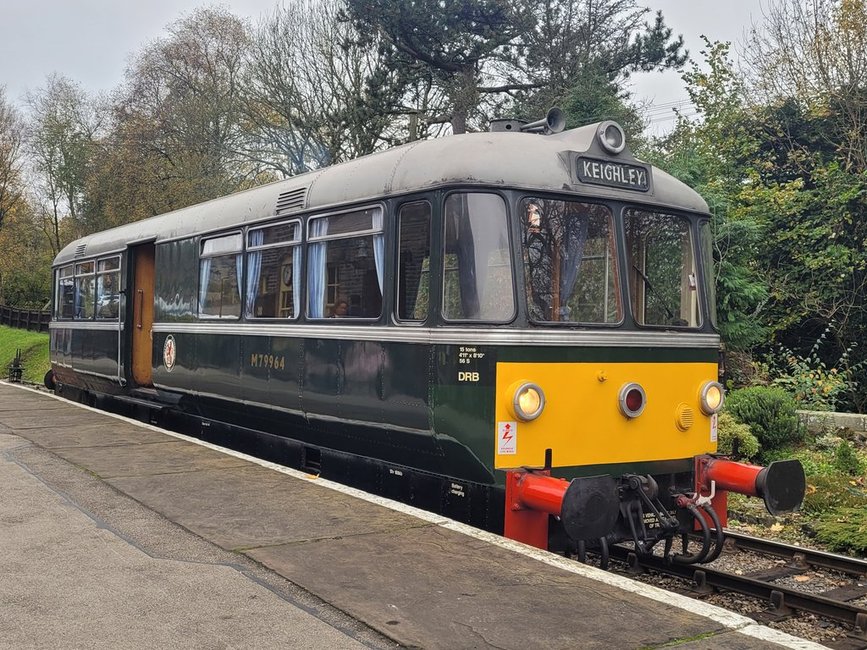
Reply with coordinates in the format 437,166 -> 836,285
702,457 -> 762,497
697,455 -> 806,516
513,472 -> 569,514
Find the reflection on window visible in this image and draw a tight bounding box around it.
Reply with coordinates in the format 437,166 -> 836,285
200,233 -> 242,319
75,261 -> 95,319
397,201 -> 431,321
307,207 -> 384,320
699,221 -> 717,329
57,265 -> 74,319
442,193 -> 514,321
625,210 -> 700,327
96,257 -> 120,320
521,199 -> 620,323
246,221 -> 300,319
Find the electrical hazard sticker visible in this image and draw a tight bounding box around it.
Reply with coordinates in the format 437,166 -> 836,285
710,413 -> 719,443
497,421 -> 517,455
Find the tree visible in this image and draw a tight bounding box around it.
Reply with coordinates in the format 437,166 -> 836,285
514,1 -> 686,122
743,0 -> 867,172
25,73 -> 102,253
342,0 -> 685,135
738,0 -> 867,408
101,6 -> 260,221
342,0 -> 534,134
244,0 -> 407,177
648,40 -> 769,351
0,201 -> 54,307
0,87 -> 24,231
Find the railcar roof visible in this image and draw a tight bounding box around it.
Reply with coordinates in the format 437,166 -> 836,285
54,122 -> 709,266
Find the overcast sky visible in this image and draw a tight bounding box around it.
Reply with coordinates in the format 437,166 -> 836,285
0,0 -> 763,134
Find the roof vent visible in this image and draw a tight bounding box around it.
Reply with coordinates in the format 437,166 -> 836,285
276,187 -> 307,215
74,244 -> 87,258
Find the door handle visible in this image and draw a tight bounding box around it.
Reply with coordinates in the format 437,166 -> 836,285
136,289 -> 144,329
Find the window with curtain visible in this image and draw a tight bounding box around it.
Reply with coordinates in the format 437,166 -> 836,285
442,193 -> 515,322
307,206 -> 384,319
521,198 -> 620,324
246,220 -> 301,319
56,265 -> 75,319
96,257 -> 121,320
74,261 -> 96,319
397,201 -> 431,321
199,233 -> 243,319
624,209 -> 701,328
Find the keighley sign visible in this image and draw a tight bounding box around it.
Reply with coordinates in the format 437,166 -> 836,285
574,156 -> 651,192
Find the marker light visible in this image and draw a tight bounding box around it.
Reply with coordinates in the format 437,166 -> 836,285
512,382 -> 545,421
699,381 -> 725,415
597,121 -> 626,155
619,383 -> 646,419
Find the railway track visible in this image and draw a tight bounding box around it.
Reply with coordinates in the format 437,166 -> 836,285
608,530 -> 867,649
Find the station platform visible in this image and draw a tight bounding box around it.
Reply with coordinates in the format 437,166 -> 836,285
0,381 -> 821,649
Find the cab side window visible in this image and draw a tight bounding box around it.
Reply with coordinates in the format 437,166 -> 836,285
442,193 -> 515,322
396,201 -> 431,322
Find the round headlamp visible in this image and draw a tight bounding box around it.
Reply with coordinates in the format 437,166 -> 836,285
597,121 -> 626,154
699,381 -> 725,415
511,382 -> 545,421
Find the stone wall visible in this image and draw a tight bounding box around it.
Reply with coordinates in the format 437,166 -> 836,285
798,410 -> 867,434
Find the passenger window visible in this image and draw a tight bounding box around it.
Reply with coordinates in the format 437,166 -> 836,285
74,261 -> 95,319
96,257 -> 120,320
442,193 -> 515,322
397,201 -> 431,321
246,221 -> 301,319
307,206 -> 384,319
56,265 -> 75,319
199,233 -> 242,319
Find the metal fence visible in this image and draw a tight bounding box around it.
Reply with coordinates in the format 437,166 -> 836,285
0,305 -> 50,333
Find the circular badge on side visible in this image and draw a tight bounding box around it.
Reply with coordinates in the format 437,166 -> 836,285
163,335 -> 177,372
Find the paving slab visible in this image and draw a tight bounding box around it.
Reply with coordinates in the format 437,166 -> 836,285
247,524 -> 722,650
109,463 -> 428,550
51,439 -> 251,478
0,408 -> 104,429
0,433 -> 386,650
7,421 -> 169,449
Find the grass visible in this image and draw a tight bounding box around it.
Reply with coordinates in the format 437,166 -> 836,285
0,324 -> 50,384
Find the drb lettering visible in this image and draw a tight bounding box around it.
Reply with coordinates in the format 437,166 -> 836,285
458,371 -> 480,382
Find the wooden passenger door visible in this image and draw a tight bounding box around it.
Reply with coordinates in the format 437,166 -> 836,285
131,243 -> 155,386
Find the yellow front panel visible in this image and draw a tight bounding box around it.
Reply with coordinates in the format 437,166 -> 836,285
494,362 -> 718,469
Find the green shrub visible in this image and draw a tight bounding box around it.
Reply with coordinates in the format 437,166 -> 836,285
812,507 -> 867,555
773,447 -> 835,477
801,473 -> 867,514
833,440 -> 865,476
725,386 -> 802,456
765,327 -> 860,411
716,411 -> 760,460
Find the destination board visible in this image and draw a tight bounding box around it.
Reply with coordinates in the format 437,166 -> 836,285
575,156 -> 651,192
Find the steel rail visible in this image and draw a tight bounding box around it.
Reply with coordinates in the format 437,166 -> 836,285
608,544 -> 867,631
723,530 -> 867,577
